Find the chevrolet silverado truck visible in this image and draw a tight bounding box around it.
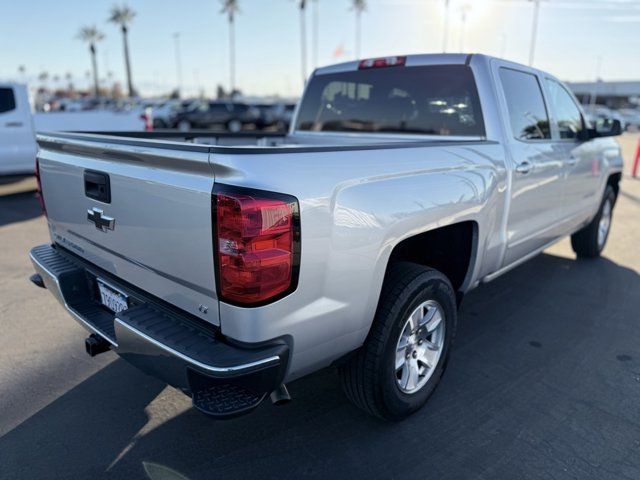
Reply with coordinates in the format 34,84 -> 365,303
29,54 -> 623,420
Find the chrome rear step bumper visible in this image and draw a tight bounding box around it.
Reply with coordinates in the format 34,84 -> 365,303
29,244 -> 290,418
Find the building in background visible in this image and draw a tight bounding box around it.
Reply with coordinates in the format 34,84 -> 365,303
568,81 -> 640,109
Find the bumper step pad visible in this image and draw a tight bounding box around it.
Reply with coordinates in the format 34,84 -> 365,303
192,384 -> 265,418
117,304 -> 286,418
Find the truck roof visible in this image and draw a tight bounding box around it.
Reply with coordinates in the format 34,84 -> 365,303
314,53 -> 555,81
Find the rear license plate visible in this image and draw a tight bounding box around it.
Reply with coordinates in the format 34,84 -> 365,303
97,279 -> 129,313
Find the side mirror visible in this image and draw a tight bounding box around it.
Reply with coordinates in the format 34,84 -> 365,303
594,118 -> 623,137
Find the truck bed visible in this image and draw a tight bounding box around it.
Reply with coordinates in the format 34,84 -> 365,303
58,129 -> 488,151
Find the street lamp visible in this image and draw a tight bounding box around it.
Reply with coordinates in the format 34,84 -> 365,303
442,0 -> 450,53
173,32 -> 183,97
528,0 -> 541,66
459,3 -> 472,52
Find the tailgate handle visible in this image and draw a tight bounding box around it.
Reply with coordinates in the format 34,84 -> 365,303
84,170 -> 111,203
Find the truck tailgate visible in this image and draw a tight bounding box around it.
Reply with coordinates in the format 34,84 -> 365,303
37,134 -> 219,325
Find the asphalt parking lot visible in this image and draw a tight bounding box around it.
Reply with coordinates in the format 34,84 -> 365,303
1,135 -> 640,480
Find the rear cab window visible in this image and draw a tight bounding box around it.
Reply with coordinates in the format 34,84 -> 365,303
499,68 -> 550,141
295,65 -> 485,136
0,88 -> 17,114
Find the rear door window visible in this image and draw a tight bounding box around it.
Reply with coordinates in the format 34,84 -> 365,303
209,103 -> 230,112
0,88 -> 16,114
499,68 -> 550,141
295,65 -> 485,136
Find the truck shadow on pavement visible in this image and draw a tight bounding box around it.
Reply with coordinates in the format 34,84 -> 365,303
2,253 -> 640,480
0,190 -> 42,227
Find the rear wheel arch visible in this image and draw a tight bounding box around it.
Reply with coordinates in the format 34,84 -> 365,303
333,222 -> 478,377
383,221 -> 479,299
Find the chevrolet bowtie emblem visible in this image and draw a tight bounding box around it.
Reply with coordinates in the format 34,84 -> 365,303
87,207 -> 115,232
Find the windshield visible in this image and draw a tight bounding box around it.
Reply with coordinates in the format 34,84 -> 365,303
295,65 -> 485,136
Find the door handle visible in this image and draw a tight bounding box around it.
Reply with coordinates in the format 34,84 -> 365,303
515,161 -> 532,175
566,156 -> 578,166
5,121 -> 23,127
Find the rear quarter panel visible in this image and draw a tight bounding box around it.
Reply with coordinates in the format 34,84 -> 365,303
211,142 -> 507,379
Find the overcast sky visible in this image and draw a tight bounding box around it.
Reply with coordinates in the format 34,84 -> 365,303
2,0 -> 640,97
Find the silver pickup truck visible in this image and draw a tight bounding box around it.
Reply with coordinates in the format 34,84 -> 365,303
30,54 -> 623,420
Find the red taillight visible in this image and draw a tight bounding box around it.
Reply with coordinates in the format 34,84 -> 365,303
214,186 -> 300,306
35,157 -> 47,217
358,56 -> 406,70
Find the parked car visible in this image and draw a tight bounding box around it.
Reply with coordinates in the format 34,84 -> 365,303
254,103 -> 279,129
148,99 -> 182,129
254,102 -> 298,131
280,103 -> 297,130
30,54 -> 623,421
0,83 -> 36,175
583,104 -> 626,130
0,85 -> 147,174
170,101 -> 260,132
617,108 -> 640,130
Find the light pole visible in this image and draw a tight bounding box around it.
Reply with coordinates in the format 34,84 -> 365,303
173,32 -> 183,97
459,3 -> 471,52
589,55 -> 602,108
442,0 -> 450,53
312,0 -> 319,70
299,0 -> 307,86
528,0 -> 540,66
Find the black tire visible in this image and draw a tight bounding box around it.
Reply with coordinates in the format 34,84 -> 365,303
226,119 -> 242,133
571,185 -> 616,258
177,120 -> 192,132
339,262 -> 457,421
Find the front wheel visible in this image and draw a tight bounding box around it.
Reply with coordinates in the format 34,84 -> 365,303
571,185 -> 616,258
226,119 -> 242,133
177,120 -> 192,132
339,262 -> 457,420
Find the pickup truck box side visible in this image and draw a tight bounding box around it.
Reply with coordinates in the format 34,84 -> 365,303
208,141 -> 506,379
30,54 -> 623,420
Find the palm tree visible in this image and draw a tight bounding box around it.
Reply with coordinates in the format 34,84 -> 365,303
351,0 -> 366,59
108,5 -> 136,97
38,72 -> 49,90
65,72 -> 74,92
77,26 -> 104,96
220,0 -> 240,94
